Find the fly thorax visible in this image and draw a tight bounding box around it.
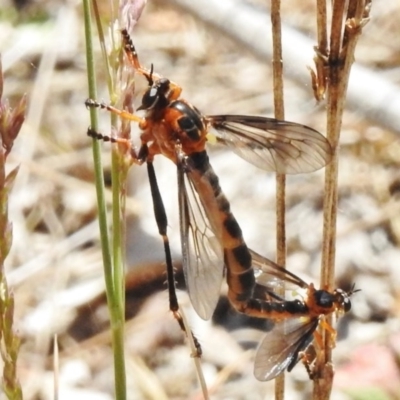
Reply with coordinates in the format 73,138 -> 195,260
169,100 -> 207,152
310,289 -> 336,316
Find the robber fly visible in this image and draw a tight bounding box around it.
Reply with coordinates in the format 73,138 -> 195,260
245,250 -> 356,380
86,29 -> 333,346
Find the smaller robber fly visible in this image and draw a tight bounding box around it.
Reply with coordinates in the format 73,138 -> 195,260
86,29 -> 339,365
248,249 -> 357,381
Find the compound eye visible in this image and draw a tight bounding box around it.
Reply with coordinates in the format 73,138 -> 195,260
343,298 -> 351,312
139,87 -> 159,110
158,78 -> 170,92
334,288 -> 352,312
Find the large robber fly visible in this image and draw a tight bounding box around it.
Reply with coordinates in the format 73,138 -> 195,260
86,29 -> 353,379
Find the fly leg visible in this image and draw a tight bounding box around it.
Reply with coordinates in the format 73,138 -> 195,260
121,29 -> 182,100
85,98 -> 148,157
146,157 -> 202,357
300,344 -> 318,379
85,99 -> 144,125
301,318 -> 337,379
86,127 -> 142,163
87,124 -> 202,356
121,28 -> 163,84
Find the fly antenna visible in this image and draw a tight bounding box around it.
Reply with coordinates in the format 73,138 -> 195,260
349,283 -> 361,296
145,63 -> 154,86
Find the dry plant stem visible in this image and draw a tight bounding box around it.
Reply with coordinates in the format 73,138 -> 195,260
271,0 -> 285,398
0,157 -> 22,400
0,59 -> 25,399
316,1 -> 327,54
53,335 -> 59,400
178,311 -> 209,400
313,0 -> 328,100
315,1 -> 370,399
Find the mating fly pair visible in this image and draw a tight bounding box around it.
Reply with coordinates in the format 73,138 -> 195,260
86,28 -> 354,380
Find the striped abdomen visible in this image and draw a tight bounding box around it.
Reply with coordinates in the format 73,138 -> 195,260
186,150 -> 314,319
186,151 -> 276,314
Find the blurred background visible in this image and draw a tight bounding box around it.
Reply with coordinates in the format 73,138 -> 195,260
1,0 -> 400,399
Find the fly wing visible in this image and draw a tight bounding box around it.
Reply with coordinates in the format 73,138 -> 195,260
177,156 -> 224,320
209,115 -> 332,174
254,317 -> 319,381
250,249 -> 308,294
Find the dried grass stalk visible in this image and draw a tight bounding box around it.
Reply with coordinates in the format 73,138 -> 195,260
0,57 -> 26,400
312,1 -> 372,399
270,1 -> 286,399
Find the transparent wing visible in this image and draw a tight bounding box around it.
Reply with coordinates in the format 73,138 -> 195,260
177,156 -> 224,320
254,317 -> 319,381
250,249 -> 308,297
208,115 -> 332,174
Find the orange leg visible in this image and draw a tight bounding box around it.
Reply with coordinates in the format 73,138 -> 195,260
121,29 -> 163,83
300,344 -> 317,379
85,98 -> 143,124
301,318 -> 337,379
120,29 -> 183,100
